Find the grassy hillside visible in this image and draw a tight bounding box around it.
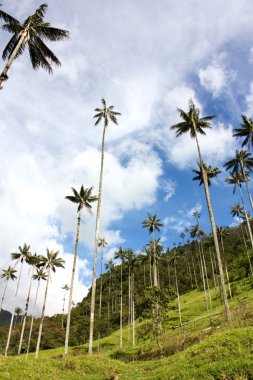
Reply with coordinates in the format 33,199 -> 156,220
1,278 -> 253,380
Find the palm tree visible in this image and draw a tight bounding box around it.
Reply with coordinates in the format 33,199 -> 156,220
35,249 -> 64,359
190,224 -> 211,310
5,243 -> 31,356
114,248 -> 126,348
104,259 -> 114,335
142,214 -> 163,287
61,284 -> 70,330
216,226 -> 232,300
170,100 -> 231,322
233,115 -> 253,151
89,98 -> 121,354
193,162 -> 221,186
26,268 -> 47,359
0,266 -> 17,312
226,172 -> 253,249
14,307 -> 22,328
0,3 -> 69,89
18,253 -> 40,355
64,185 -> 97,355
224,150 -> 253,211
230,203 -> 253,277
98,238 -> 107,330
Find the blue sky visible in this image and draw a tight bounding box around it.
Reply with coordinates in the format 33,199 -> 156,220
0,0 -> 253,315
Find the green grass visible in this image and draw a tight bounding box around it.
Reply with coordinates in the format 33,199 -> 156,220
1,279 -> 253,379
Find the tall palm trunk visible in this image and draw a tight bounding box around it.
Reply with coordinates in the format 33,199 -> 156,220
174,259 -> 182,327
240,162 -> 253,211
239,217 -> 253,277
190,252 -> 198,288
200,241 -> 212,309
0,280 -> 8,312
98,249 -> 104,349
89,122 -> 106,354
132,272 -> 135,347
18,266 -> 35,355
64,213 -> 81,355
5,261 -> 23,356
194,126 -> 231,322
62,289 -> 67,331
120,261 -> 123,349
209,248 -> 217,289
128,266 -> 131,341
35,269 -> 50,359
198,242 -> 209,311
238,183 -> 253,249
26,280 -> 40,359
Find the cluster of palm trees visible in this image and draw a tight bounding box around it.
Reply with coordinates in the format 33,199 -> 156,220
0,244 -> 64,358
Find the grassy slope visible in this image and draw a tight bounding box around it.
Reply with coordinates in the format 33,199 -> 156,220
1,279 -> 253,380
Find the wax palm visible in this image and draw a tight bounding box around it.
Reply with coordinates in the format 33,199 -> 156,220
89,98 -> 121,354
230,203 -> 244,219
0,3 -> 69,88
104,259 -> 114,335
18,253 -> 41,355
61,284 -> 69,330
216,226 -> 232,299
193,162 -> 221,186
226,172 -> 253,250
168,249 -> 182,327
5,243 -> 31,356
35,249 -> 64,359
65,185 -> 97,355
233,115 -> 253,151
114,247 -> 126,348
98,237 -> 107,340
170,99 -> 230,321
0,266 -> 17,312
26,268 -> 47,358
224,150 -> 253,211
142,214 -> 163,287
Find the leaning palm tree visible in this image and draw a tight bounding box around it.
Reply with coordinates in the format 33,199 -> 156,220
35,249 -> 65,359
230,203 -> 253,277
5,243 -> 31,356
233,115 -> 253,151
26,268 -> 47,359
0,3 -> 69,89
64,185 -> 97,355
226,172 -> 253,249
114,247 -> 126,349
224,150 -> 253,211
0,266 -> 17,312
170,100 -> 231,321
61,284 -> 70,330
89,98 -> 121,354
18,253 -> 40,355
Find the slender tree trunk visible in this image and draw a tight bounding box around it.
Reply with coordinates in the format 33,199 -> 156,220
98,248 -> 104,350
143,262 -> 146,287
64,213 -> 81,355
241,162 -> 253,212
62,289 -> 67,331
174,260 -> 182,327
238,184 -> 253,249
149,254 -> 153,287
198,243 -> 209,311
209,248 -> 217,289
89,122 -> 107,354
194,128 -> 231,322
190,252 -> 198,288
128,266 -> 131,341
35,270 -> 50,359
239,218 -> 253,277
132,272 -> 135,347
186,256 -> 193,289
18,266 -> 35,355
5,261 -> 23,356
200,241 -> 212,309
0,31 -> 27,88
120,261 -> 123,349
26,280 -> 40,359
0,280 -> 8,312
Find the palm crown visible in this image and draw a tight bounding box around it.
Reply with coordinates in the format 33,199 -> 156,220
170,99 -> 215,138
224,150 -> 253,174
66,185 -> 98,213
142,214 -> 163,235
190,224 -> 205,240
0,3 -> 69,74
230,204 -> 244,218
38,249 -> 65,273
233,115 -> 253,150
192,162 -> 221,187
225,172 -> 246,193
11,243 -> 31,263
1,266 -> 17,281
94,98 -> 121,128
